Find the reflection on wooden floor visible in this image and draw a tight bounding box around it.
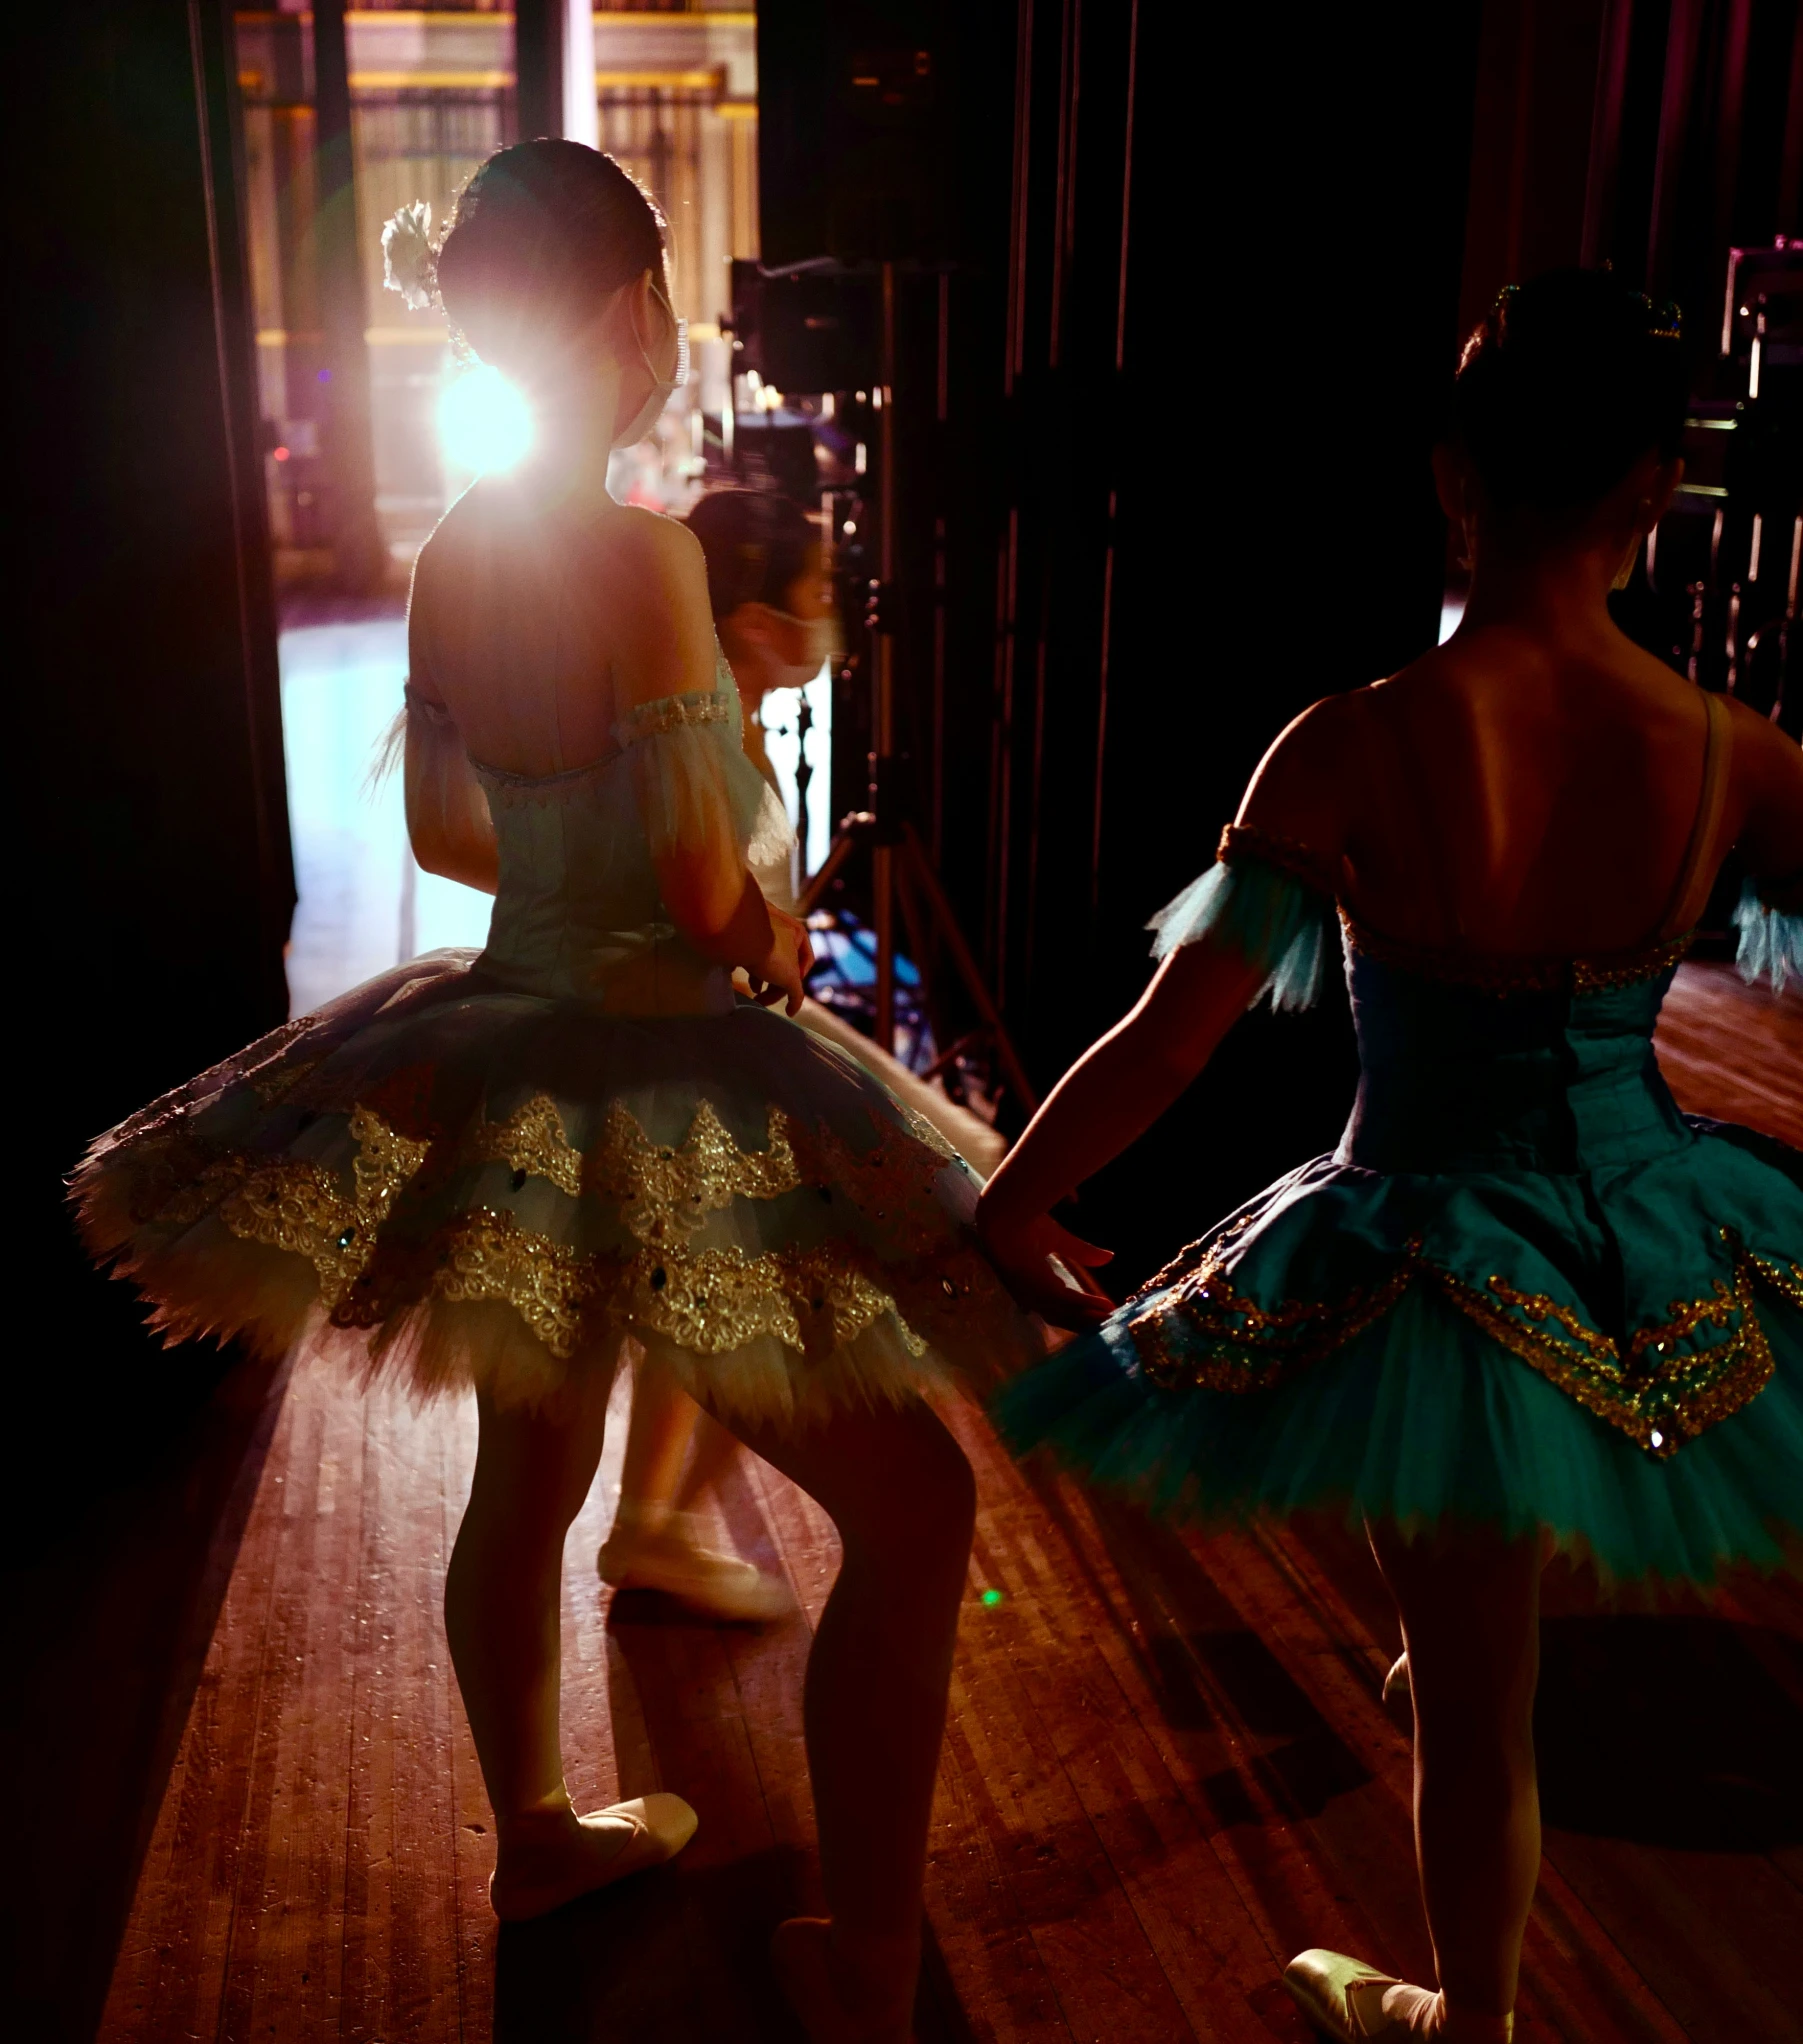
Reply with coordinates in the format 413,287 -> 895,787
94,964 -> 1803,2043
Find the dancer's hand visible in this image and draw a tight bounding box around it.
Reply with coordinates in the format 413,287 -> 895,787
743,906 -> 814,1016
976,1200 -> 1114,1328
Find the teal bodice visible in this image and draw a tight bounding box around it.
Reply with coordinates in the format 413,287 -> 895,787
1338,950 -> 1695,1177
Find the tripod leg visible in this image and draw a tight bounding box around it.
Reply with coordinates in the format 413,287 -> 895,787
894,856 -> 952,1065
900,824 -> 1040,1115
795,830 -> 861,919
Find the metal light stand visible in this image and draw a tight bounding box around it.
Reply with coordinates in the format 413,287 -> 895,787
797,261 -> 1039,1118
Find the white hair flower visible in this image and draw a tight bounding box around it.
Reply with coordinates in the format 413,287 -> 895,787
382,200 -> 440,313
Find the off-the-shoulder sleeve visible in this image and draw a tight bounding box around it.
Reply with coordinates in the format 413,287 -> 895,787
400,683 -> 497,876
1147,823 -> 1337,1011
613,687 -> 793,870
1733,873 -> 1803,996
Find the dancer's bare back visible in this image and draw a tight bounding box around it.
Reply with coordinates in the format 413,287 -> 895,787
1242,622 -> 1803,957
408,482 -> 716,776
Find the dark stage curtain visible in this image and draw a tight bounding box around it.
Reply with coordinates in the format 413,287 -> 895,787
10,7 -> 294,1477
7,11 -> 296,2033
1460,0 -> 1802,373
898,5 -> 1485,1285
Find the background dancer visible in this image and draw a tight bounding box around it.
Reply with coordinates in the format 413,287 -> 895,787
75,141 -> 1033,2044
600,485 -> 1004,1624
978,269 -> 1803,2044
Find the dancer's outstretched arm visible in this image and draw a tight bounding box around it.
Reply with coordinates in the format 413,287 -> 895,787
978,700 -> 1351,1324
975,936 -> 1265,1322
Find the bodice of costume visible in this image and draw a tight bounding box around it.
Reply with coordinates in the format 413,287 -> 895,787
1337,950 -> 1694,1176
414,661 -> 791,1009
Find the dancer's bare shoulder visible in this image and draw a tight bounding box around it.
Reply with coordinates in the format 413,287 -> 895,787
1234,692 -> 1366,866
1733,697 -> 1803,883
597,507 -> 718,709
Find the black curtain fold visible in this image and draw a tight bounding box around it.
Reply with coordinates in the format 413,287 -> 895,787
12,0 -> 294,1459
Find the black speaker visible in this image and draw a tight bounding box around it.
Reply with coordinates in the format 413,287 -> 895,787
756,0 -> 965,268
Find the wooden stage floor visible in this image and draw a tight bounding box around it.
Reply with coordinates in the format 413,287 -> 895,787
64,966 -> 1803,2041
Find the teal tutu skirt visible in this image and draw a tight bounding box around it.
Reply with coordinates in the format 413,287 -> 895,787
995,1124 -> 1803,1586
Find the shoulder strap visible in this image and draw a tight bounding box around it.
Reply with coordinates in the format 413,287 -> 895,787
1656,690 -> 1733,939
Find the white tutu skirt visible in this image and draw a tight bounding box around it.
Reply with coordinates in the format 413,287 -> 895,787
73,951 -> 1037,1418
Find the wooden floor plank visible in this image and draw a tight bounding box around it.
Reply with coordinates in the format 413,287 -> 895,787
236,1372 -> 362,2043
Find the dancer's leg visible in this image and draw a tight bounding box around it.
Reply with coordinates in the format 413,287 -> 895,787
720,1396 -> 977,2039
615,1358 -> 699,1514
1368,1516 -> 1542,2031
445,1362 -> 695,1917
615,1361 -> 748,1514
671,1401 -> 741,1510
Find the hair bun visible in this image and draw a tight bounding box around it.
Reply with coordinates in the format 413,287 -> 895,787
1453,268 -> 1690,513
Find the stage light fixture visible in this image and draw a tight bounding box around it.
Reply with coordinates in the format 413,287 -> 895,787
439,365 -> 532,475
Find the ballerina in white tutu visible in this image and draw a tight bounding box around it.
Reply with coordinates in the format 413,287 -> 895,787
75,141 -> 1033,2042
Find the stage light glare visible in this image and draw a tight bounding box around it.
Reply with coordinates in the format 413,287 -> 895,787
439,365 -> 533,474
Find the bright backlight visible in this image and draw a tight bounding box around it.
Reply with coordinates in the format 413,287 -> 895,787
439,365 -> 532,474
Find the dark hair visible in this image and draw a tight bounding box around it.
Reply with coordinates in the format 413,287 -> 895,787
435,140 -> 666,383
1451,269 -> 1688,513
684,489 -> 820,622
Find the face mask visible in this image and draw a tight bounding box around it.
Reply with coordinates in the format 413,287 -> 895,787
611,281 -> 687,450
767,608 -> 839,680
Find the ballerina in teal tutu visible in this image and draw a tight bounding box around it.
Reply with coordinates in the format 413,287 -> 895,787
978,270 -> 1803,2043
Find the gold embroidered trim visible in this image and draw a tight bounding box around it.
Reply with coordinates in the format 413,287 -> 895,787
1217,822 -> 1338,900
431,1207 -> 597,1352
466,1094 -> 585,1197
1339,911 -> 1694,996
1746,1247 -> 1803,1313
1130,1248 -> 1415,1392
115,1089 -> 991,1368
587,1099 -> 802,1246
614,689 -> 733,745
339,1210 -> 967,1363
207,1107 -> 431,1310
410,1216 -> 955,1361
1131,1229 -> 1794,1459
1572,935 -> 1697,992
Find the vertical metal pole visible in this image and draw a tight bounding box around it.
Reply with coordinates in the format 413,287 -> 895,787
312,0 -> 383,591
873,259 -> 898,1054
513,0 -> 566,143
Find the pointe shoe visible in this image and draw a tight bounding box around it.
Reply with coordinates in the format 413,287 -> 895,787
1383,1651 -> 1412,1709
489,1792 -> 698,1922
599,1510 -> 797,1623
771,1917 -> 918,2044
1282,1951 -> 1513,2043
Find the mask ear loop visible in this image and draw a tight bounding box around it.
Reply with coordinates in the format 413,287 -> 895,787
643,277 -> 688,393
